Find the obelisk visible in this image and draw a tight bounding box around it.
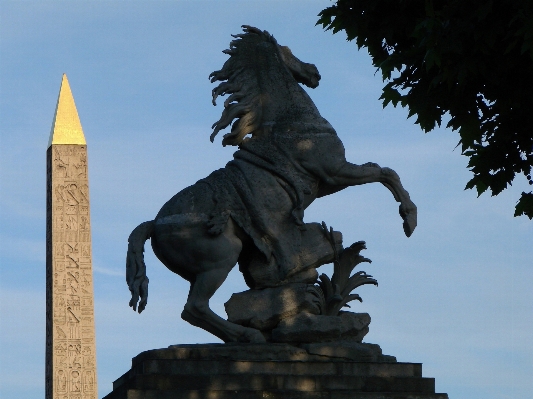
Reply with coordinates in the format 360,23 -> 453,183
46,74 -> 98,399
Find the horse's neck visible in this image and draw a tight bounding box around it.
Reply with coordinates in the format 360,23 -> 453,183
260,75 -> 326,129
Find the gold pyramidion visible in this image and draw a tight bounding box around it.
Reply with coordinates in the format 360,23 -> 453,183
48,74 -> 86,147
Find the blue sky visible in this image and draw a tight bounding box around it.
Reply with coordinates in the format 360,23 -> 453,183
0,2 -> 531,398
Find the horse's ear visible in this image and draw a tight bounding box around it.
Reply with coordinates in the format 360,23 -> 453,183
278,46 -> 292,63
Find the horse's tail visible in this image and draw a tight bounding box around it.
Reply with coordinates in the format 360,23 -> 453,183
126,220 -> 154,313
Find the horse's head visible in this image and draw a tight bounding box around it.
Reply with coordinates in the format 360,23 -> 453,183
278,45 -> 321,89
209,26 -> 323,146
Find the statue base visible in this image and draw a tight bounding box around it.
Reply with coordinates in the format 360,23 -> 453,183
103,343 -> 448,399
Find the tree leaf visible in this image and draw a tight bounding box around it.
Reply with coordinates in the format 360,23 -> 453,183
515,192 -> 533,218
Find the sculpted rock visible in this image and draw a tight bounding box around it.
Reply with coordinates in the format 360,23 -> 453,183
225,283 -> 321,331
272,313 -> 343,343
270,311 -> 371,343
339,311 -> 371,342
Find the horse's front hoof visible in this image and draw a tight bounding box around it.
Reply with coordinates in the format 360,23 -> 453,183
401,205 -> 417,237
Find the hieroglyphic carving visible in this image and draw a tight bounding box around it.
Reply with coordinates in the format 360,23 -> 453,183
46,144 -> 97,399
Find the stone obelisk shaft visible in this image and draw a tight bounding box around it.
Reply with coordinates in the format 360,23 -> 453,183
46,74 -> 98,399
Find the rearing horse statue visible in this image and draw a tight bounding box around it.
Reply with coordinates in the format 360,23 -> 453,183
126,26 -> 417,343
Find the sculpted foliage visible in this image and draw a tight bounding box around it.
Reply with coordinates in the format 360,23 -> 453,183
318,0 -> 533,218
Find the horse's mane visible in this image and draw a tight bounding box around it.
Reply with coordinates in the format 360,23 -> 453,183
209,26 -> 279,146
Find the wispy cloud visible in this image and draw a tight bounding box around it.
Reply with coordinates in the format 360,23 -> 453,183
93,264 -> 123,277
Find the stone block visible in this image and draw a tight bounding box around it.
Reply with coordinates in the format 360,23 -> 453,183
118,373 -> 435,393
103,344 -> 448,399
302,341 -> 395,363
135,358 -> 420,378
107,389 -> 450,399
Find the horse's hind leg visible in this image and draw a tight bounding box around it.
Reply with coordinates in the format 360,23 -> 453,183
182,265 -> 266,343
153,214 -> 266,343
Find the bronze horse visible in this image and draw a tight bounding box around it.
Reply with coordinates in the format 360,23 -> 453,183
126,26 -> 417,343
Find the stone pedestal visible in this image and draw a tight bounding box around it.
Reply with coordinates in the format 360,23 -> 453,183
103,343 -> 448,399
